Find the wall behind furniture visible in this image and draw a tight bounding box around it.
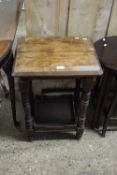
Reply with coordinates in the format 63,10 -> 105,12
23,0 -> 117,40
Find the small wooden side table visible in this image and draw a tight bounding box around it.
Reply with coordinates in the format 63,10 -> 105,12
13,37 -> 102,140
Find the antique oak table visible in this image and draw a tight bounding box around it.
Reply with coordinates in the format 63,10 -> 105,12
0,0 -> 21,127
13,37 -> 102,140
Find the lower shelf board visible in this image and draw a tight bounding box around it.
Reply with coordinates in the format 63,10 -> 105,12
33,123 -> 77,131
34,94 -> 76,125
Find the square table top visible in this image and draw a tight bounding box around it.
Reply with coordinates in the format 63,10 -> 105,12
13,37 -> 103,77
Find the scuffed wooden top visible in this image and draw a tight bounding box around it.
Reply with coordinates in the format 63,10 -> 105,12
0,0 -> 20,41
13,37 -> 102,77
0,41 -> 11,65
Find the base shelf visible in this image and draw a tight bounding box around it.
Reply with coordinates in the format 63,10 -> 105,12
34,95 -> 76,125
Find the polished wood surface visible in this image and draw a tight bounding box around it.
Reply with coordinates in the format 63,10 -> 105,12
0,41 -> 11,63
13,37 -> 102,77
0,0 -> 20,41
94,36 -> 117,71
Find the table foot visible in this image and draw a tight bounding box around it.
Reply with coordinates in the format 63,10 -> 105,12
76,128 -> 84,139
27,134 -> 34,142
14,121 -> 21,129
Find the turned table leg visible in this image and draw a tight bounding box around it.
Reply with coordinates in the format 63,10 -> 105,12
74,79 -> 81,111
19,78 -> 33,141
76,77 -> 96,139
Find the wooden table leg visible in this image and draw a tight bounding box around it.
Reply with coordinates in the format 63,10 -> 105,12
76,77 -> 96,139
19,78 -> 33,141
100,71 -> 113,137
74,79 -> 81,111
93,69 -> 112,134
3,52 -> 20,128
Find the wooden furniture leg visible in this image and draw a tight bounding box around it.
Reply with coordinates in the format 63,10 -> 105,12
3,52 -> 20,128
19,78 -> 33,141
29,80 -> 34,116
94,69 -> 112,132
74,79 -> 81,111
76,77 -> 95,139
101,72 -> 113,137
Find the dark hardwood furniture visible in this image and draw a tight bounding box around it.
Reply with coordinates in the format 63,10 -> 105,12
0,0 -> 21,127
94,36 -> 117,137
13,37 -> 102,140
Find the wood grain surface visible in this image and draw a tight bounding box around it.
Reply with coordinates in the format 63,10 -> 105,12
0,41 -> 11,63
13,37 -> 102,77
